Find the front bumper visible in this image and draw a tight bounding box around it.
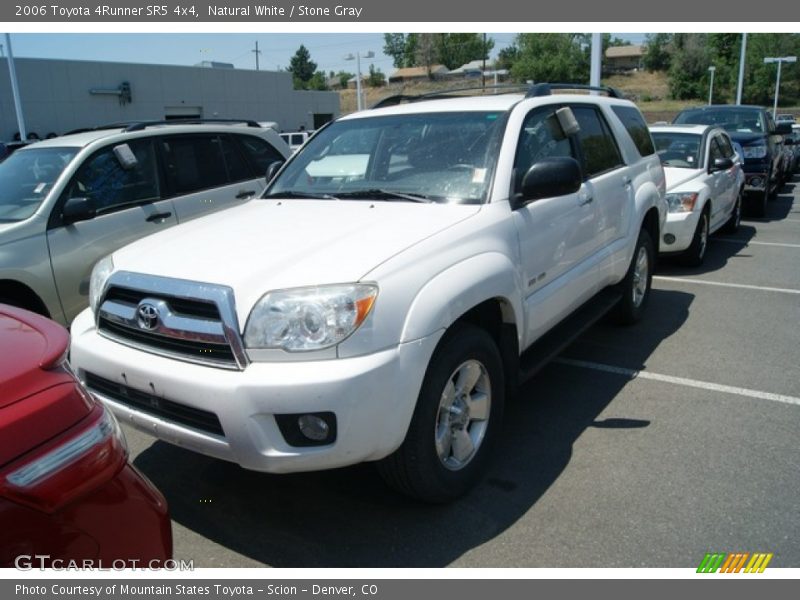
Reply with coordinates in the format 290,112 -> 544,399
658,209 -> 701,254
69,308 -> 440,474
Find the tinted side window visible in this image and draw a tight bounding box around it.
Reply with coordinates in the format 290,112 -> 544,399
709,137 -> 724,163
572,106 -> 624,178
219,135 -> 251,183
238,135 -> 286,174
66,139 -> 159,213
717,134 -> 735,159
162,134 -> 228,194
611,105 -> 655,156
514,106 -> 577,193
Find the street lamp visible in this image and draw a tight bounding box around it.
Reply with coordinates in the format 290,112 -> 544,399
344,51 -> 374,111
763,56 -> 797,118
707,66 -> 716,105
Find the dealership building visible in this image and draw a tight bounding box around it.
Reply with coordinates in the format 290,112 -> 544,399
0,57 -> 339,141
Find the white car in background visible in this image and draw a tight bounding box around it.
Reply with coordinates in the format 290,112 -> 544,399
650,124 -> 745,266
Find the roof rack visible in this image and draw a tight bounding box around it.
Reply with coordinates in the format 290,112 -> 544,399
525,83 -> 624,99
64,122 -> 141,135
371,84 -> 531,109
371,82 -> 625,109
124,118 -> 262,132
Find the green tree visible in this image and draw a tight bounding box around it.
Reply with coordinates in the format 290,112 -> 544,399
415,33 -> 440,77
288,44 -> 317,89
383,33 -> 408,68
643,33 -> 672,72
435,33 -> 494,70
335,70 -> 354,88
742,33 -> 800,105
668,34 -> 712,100
509,33 -> 588,83
367,64 -> 386,87
307,72 -> 328,91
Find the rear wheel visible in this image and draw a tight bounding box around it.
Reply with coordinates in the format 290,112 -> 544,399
377,324 -> 504,503
613,229 -> 654,325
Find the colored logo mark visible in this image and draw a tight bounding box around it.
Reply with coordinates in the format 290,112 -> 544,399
697,552 -> 773,573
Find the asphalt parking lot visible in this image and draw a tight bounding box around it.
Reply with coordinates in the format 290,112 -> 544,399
124,180 -> 800,568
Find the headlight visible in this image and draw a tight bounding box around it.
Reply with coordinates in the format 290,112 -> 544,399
743,144 -> 767,159
88,255 -> 114,313
244,284 -> 378,351
665,192 -> 699,213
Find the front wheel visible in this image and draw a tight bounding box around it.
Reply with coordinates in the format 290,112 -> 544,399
377,324 -> 504,503
679,209 -> 709,267
612,229 -> 654,325
722,191 -> 742,234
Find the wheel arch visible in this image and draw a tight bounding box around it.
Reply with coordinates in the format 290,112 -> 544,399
0,279 -> 51,318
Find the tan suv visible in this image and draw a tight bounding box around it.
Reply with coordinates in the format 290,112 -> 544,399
0,120 -> 290,324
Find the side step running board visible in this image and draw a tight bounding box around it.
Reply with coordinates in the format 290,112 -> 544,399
518,288 -> 622,384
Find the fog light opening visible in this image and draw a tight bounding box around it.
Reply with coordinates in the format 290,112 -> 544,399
663,233 -> 676,245
298,415 -> 330,441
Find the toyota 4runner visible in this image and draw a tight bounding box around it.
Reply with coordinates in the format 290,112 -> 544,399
70,85 -> 666,502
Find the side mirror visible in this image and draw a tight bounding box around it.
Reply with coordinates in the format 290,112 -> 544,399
710,157 -> 734,172
265,160 -> 285,182
515,157 -> 582,207
775,122 -> 792,135
62,197 -> 96,225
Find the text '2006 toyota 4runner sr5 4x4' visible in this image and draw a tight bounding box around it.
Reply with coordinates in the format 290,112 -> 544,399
71,84 -> 666,503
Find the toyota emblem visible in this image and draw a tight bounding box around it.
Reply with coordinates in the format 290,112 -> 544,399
136,303 -> 159,330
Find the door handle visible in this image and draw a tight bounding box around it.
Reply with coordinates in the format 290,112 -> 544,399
236,190 -> 256,199
578,193 -> 593,206
146,211 -> 172,222
622,176 -> 632,187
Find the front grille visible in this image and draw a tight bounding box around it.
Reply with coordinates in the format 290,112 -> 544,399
85,372 -> 224,437
105,286 -> 220,320
99,318 -> 237,365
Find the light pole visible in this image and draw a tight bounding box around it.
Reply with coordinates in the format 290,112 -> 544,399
707,66 -> 716,105
344,51 -> 374,111
763,56 -> 797,118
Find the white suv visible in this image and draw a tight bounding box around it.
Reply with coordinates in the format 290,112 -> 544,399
71,85 -> 666,502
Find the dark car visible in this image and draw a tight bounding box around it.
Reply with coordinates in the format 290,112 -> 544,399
0,304 -> 172,568
673,105 -> 791,216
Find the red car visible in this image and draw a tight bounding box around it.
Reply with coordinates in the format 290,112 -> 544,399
0,305 -> 171,568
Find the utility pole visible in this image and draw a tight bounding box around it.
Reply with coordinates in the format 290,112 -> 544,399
4,34 -> 26,141
252,41 -> 261,71
736,33 -> 747,105
482,33 -> 487,90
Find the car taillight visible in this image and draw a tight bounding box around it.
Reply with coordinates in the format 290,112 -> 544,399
0,404 -> 127,513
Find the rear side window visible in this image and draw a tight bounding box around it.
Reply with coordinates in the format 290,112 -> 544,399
571,106 -> 624,178
161,134 -> 228,195
611,105 -> 656,157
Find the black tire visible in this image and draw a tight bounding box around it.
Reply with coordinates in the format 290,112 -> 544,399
722,191 -> 742,234
612,228 -> 654,325
679,208 -> 710,267
377,323 -> 505,503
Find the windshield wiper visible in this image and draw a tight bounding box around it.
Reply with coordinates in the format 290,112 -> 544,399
262,190 -> 339,200
334,189 -> 433,203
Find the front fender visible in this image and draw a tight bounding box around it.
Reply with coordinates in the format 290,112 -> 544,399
401,252 -> 522,345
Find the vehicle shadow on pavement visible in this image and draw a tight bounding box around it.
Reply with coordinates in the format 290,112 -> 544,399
133,289 -> 693,568
656,223 -> 756,277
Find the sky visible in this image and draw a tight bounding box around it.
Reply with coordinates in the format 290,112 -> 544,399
1,32 -> 646,76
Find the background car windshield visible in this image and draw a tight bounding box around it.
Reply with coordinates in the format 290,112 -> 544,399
674,108 -> 764,134
266,112 -> 505,204
651,132 -> 702,168
0,147 -> 77,222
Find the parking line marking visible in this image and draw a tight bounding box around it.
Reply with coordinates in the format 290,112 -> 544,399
653,276 -> 800,295
555,358 -> 800,408
716,238 -> 800,249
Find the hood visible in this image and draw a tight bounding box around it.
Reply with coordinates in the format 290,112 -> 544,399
112,199 -> 481,318
728,131 -> 768,145
663,167 -> 704,192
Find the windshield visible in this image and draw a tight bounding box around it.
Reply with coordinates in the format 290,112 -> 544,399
0,147 -> 78,222
651,132 -> 702,169
674,108 -> 764,134
265,111 -> 506,204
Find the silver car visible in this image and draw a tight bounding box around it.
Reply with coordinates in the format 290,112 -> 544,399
0,121 -> 290,324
